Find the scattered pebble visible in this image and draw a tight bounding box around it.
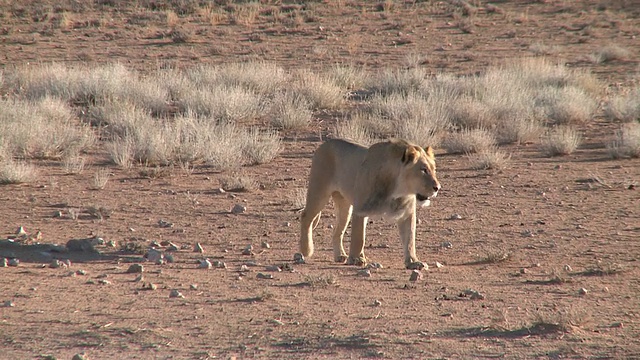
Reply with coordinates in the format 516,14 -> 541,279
409,270 -> 422,282
169,289 -> 185,298
367,262 -> 384,270
293,253 -> 305,264
520,268 -> 528,274
71,353 -> 89,360
563,264 -> 573,272
193,243 -> 204,253
461,289 -> 485,300
158,219 -> 174,228
76,270 -> 86,276
242,244 -> 254,256
578,288 -> 588,295
0,258 -> 7,267
133,274 -> 144,282
239,264 -> 250,272
166,242 -> 180,251
611,322 -> 624,328
270,319 -> 285,326
257,273 -> 273,279
449,213 -> 463,220
261,241 -> 271,249
521,229 -> 535,237
435,262 -> 444,268
198,259 -> 213,269
164,254 -> 175,263
231,204 -> 247,214
373,299 -> 382,307
49,259 -> 65,269
2,300 -> 14,308
126,264 -> 144,274
143,283 -> 157,291
440,242 -> 453,249
212,260 -> 226,269
357,269 -> 372,277
98,279 -> 111,285
190,284 -> 198,290
146,249 -> 164,263
8,258 -> 19,267
265,265 -> 282,272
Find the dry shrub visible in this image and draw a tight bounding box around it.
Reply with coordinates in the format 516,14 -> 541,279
541,126 -> 581,156
367,68 -> 426,96
468,148 -> 510,170
325,64 -> 368,90
240,128 -> 281,166
607,122 -> 640,159
605,88 -> 640,122
293,70 -> 344,110
588,45 -> 631,63
270,92 -> 312,130
443,128 -> 496,154
0,159 -> 37,184
334,118 -> 378,147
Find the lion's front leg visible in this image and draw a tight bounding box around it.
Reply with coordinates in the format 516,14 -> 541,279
397,211 -> 426,270
347,214 -> 368,266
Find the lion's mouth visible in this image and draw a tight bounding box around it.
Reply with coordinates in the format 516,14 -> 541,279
416,194 -> 430,202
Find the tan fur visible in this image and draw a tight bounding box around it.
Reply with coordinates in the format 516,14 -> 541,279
299,138 -> 441,269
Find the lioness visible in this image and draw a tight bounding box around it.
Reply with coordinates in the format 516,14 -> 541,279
299,138 -> 441,269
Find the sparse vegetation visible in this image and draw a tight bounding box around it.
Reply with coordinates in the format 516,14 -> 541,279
468,148 -> 510,170
443,128 -> 496,154
0,159 -> 37,184
605,87 -> 640,122
607,122 -> 640,159
220,173 -> 258,192
588,45 -> 631,64
541,126 -> 581,156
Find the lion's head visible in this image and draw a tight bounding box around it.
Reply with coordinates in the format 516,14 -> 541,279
397,142 -> 441,207
354,139 -> 441,216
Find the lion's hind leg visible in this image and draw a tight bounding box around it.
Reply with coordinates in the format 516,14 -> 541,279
299,186 -> 331,259
331,192 -> 352,263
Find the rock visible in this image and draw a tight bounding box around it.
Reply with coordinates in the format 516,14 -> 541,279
133,274 -> 143,282
146,249 -> 164,263
0,258 -> 7,267
261,241 -> 271,249
198,259 -> 212,269
373,299 -> 382,307
270,319 -> 285,326
212,260 -> 226,269
611,322 -> 624,328
49,260 -> 64,269
449,213 -> 463,220
164,254 -> 175,263
461,289 -> 485,300
190,284 -> 198,290
435,262 -> 444,268
62,259 -> 71,267
293,253 -> 305,264
231,204 -> 246,214
8,258 -> 19,267
265,265 -> 282,272
169,289 -> 184,298
2,300 -> 14,307
193,243 -> 204,253
440,241 -> 453,249
520,268 -> 528,274
563,264 -> 573,272
239,265 -> 250,272
357,269 -> 372,277
107,240 -> 117,248
71,353 -> 89,360
126,264 -> 144,273
367,262 -> 384,270
166,242 -> 179,251
143,283 -> 157,291
75,270 -> 86,276
578,288 -> 588,295
98,279 -> 111,285
409,270 -> 422,282
257,273 -> 273,279
241,244 -> 254,256
66,239 -> 98,253
158,219 -> 174,228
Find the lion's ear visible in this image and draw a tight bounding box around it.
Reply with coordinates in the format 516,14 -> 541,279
425,146 -> 434,159
401,146 -> 420,165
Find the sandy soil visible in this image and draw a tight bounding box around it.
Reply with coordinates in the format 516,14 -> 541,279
1,1 -> 639,359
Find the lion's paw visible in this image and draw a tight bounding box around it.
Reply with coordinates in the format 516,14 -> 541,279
347,256 -> 367,267
334,254 -> 348,263
406,261 -> 428,270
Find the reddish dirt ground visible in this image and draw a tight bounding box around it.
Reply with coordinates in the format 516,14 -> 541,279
1,1 -> 639,359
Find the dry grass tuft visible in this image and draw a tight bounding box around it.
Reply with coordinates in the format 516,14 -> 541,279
468,148 -> 511,170
270,92 -> 313,130
0,160 -> 37,184
604,88 -> 640,122
541,126 -> 581,156
607,122 -> 640,159
588,45 -> 631,63
443,128 -> 496,154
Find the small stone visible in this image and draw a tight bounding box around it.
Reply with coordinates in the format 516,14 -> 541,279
257,273 -> 273,279
166,242 -> 179,251
8,258 -> 19,267
169,289 -> 185,298
239,264 -> 250,272
409,270 -> 422,282
71,353 -> 89,360
75,270 -> 86,276
578,288 -> 588,295
611,322 -> 624,328
231,204 -> 246,214
261,241 -> 271,249
212,260 -> 226,269
462,289 -> 485,300
242,244 -> 254,256
265,265 -> 282,272
367,262 -> 384,270
0,258 -> 7,267
98,279 -> 111,285
2,300 -> 14,307
133,274 -> 144,282
358,269 -> 372,277
190,284 -> 198,290
283,222 -> 291,227
293,253 -> 305,264
440,241 -> 453,249
373,299 -> 382,307
143,283 -> 157,291
449,214 -> 463,220
158,219 -> 174,228
194,242 -> 204,253
62,259 -> 71,267
164,254 -> 175,263
107,240 -> 117,248
126,264 -> 144,273
435,262 -> 444,268
563,264 -> 573,272
50,260 -> 63,269
146,249 -> 164,263
521,229 -> 535,237
270,319 -> 285,326
198,259 -> 212,269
